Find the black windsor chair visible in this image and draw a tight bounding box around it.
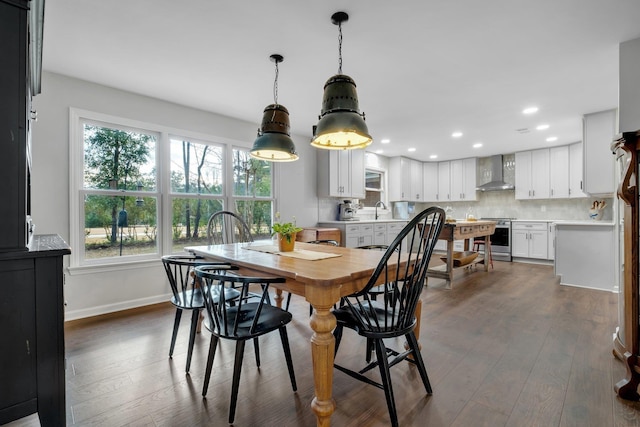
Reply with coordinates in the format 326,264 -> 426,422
206,210 -> 254,245
195,266 -> 297,424
161,254 -> 238,373
332,206 -> 445,427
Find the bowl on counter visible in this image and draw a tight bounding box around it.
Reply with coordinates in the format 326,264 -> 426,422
440,251 -> 478,267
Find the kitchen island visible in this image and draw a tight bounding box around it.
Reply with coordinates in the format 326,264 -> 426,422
553,220 -> 616,291
427,220 -> 496,289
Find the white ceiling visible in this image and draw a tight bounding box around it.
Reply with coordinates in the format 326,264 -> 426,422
42,0 -> 640,161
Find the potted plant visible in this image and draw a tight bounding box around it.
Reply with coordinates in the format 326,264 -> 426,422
272,213 -> 302,252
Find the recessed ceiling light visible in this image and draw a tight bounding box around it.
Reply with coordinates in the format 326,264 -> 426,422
473,143 -> 483,148
429,154 -> 438,159
375,149 -> 383,154
380,139 -> 390,144
546,136 -> 558,142
522,106 -> 539,115
451,131 -> 463,138
408,147 -> 416,152
536,124 -> 549,130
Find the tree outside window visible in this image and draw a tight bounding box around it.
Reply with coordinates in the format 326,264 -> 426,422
82,124 -> 157,260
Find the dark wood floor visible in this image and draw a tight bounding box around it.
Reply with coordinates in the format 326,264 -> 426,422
8,261 -> 640,426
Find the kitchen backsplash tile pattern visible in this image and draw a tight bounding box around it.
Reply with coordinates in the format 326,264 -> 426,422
319,191 -> 614,223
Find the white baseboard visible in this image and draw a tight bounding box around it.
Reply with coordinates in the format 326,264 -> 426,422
64,293 -> 172,321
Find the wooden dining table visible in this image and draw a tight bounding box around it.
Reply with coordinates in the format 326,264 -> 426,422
185,240 -> 406,426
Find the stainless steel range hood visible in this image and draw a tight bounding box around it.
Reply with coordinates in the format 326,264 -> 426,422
476,155 -> 514,191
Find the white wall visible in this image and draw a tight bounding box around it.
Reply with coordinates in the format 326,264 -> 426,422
32,72 -> 317,320
620,37 -> 640,132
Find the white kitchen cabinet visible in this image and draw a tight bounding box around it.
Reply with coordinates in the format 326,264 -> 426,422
389,157 -> 423,201
583,109 -> 616,196
344,223 -> 373,248
569,142 -> 587,198
515,149 -> 550,199
410,159 -> 423,201
437,161 -> 451,202
450,158 -> 477,201
422,162 -> 438,202
317,149 -> 365,199
511,221 -> 548,259
373,223 -> 387,245
549,146 -> 569,198
547,222 -> 556,260
386,222 -> 407,246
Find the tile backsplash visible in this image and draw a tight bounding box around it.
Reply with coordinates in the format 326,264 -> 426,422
318,192 -> 614,223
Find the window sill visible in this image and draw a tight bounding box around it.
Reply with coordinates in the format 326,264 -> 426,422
67,258 -> 161,276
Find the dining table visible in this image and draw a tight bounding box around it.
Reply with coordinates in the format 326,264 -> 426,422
185,240 -> 410,426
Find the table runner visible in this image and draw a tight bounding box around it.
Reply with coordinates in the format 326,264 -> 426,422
243,244 -> 342,261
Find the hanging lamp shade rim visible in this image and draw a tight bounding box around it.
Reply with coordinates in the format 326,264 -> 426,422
251,133 -> 299,162
311,111 -> 372,150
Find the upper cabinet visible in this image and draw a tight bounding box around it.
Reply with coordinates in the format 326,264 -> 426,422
449,158 -> 477,201
583,109 -> 617,196
389,157 -> 423,201
515,149 -> 550,200
437,161 -> 451,202
569,142 -> 587,198
317,149 -> 365,199
549,145 -> 569,198
422,162 -> 438,202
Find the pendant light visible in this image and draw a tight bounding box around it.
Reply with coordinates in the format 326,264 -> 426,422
311,11 -> 372,150
250,54 -> 299,162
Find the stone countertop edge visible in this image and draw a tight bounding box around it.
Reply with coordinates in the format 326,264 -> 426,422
511,219 -> 615,226
317,219 -> 409,224
551,220 -> 615,226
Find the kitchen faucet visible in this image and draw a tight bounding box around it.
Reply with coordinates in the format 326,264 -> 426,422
374,201 -> 387,220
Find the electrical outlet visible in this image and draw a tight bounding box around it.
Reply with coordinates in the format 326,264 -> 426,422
541,205 -> 546,212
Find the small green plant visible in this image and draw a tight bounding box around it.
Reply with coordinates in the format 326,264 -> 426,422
271,212 -> 302,243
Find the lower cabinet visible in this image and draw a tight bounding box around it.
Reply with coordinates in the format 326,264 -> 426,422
373,224 -> 387,246
345,223 -> 374,248
0,235 -> 70,426
386,222 -> 407,246
317,221 -> 407,248
511,222 -> 548,260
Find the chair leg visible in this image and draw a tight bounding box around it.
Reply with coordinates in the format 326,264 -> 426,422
169,308 -> 182,358
406,331 -> 432,394
278,326 -> 297,391
185,309 -> 200,372
229,340 -> 246,424
365,338 -> 374,363
374,339 -> 399,427
285,292 -> 293,312
253,337 -> 261,367
333,324 -> 344,356
202,335 -> 219,397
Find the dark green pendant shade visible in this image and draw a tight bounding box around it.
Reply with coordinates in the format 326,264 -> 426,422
250,103 -> 298,162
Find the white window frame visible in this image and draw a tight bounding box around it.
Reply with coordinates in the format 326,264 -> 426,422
68,108 -> 274,273
360,167 -> 387,211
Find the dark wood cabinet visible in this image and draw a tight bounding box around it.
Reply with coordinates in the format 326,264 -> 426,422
0,0 -> 69,425
0,235 -> 70,426
0,0 -> 31,253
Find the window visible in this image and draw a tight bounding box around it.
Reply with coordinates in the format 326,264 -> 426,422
81,120 -> 159,263
231,148 -> 273,240
362,169 -> 385,207
70,109 -> 276,268
169,137 -> 224,253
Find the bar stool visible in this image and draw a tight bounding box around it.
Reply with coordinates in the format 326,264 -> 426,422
472,239 -> 494,269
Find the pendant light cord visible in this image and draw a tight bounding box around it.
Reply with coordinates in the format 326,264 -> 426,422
337,21 -> 343,74
273,60 -> 279,105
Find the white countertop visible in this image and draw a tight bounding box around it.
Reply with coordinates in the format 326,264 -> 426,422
512,219 -> 614,226
318,219 -> 408,224
552,220 -> 615,226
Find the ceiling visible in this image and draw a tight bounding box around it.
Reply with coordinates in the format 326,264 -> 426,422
41,0 -> 640,161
